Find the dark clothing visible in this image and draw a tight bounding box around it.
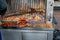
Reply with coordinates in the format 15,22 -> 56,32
0,7 -> 7,16
53,16 -> 57,25
0,0 -> 7,16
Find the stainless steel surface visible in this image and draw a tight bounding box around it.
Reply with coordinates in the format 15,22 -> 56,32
0,29 -> 54,40
20,27 -> 54,31
22,32 -> 47,40
46,0 -> 54,24
1,30 -> 22,40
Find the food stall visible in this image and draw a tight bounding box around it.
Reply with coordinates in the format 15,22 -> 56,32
0,0 -> 54,40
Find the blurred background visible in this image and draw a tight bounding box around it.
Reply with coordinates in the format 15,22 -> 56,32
54,0 -> 60,30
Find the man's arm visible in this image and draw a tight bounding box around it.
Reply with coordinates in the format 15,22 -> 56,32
0,0 -> 7,26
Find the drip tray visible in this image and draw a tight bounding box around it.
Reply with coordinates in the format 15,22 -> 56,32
2,26 -> 54,31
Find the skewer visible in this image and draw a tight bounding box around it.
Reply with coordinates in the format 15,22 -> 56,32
4,8 -> 45,17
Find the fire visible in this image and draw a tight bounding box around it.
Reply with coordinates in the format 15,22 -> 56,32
34,14 -> 41,21
3,12 -> 54,28
22,13 -> 41,21
18,19 -> 28,27
18,13 -> 44,27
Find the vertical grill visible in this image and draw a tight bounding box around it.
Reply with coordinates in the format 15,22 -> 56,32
7,0 -> 46,12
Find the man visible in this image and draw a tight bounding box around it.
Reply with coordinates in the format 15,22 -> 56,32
0,0 -> 7,25
0,0 -> 7,16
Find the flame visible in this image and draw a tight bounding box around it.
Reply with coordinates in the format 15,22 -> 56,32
34,15 -> 41,21
3,14 -> 54,28
7,13 -> 41,21
27,17 -> 32,20
24,13 -> 41,21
